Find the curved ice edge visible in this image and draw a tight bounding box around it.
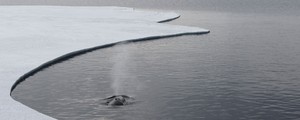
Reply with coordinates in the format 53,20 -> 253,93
158,15 -> 181,23
10,30 -> 209,94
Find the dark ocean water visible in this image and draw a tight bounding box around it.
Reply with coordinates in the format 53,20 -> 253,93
11,1 -> 300,120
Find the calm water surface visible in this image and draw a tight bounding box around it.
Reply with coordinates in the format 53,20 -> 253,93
11,1 -> 300,120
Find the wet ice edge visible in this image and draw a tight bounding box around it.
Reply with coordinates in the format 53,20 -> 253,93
0,6 -> 209,119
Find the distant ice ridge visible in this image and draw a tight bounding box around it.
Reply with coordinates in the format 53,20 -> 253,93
0,6 -> 209,119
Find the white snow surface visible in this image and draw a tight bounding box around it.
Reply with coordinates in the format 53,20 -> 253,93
0,6 -> 209,119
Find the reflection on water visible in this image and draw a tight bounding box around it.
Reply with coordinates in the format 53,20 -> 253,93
12,9 -> 300,119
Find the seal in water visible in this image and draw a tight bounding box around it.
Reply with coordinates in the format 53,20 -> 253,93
103,95 -> 134,106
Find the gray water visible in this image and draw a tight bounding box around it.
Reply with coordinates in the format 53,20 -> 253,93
2,0 -> 300,16
11,1 -> 300,120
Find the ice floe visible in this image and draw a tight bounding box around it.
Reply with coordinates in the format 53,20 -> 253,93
0,6 -> 209,119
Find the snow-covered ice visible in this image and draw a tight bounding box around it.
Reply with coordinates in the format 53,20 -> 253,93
0,6 -> 209,119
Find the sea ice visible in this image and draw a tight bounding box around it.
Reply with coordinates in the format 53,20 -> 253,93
0,6 -> 209,119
